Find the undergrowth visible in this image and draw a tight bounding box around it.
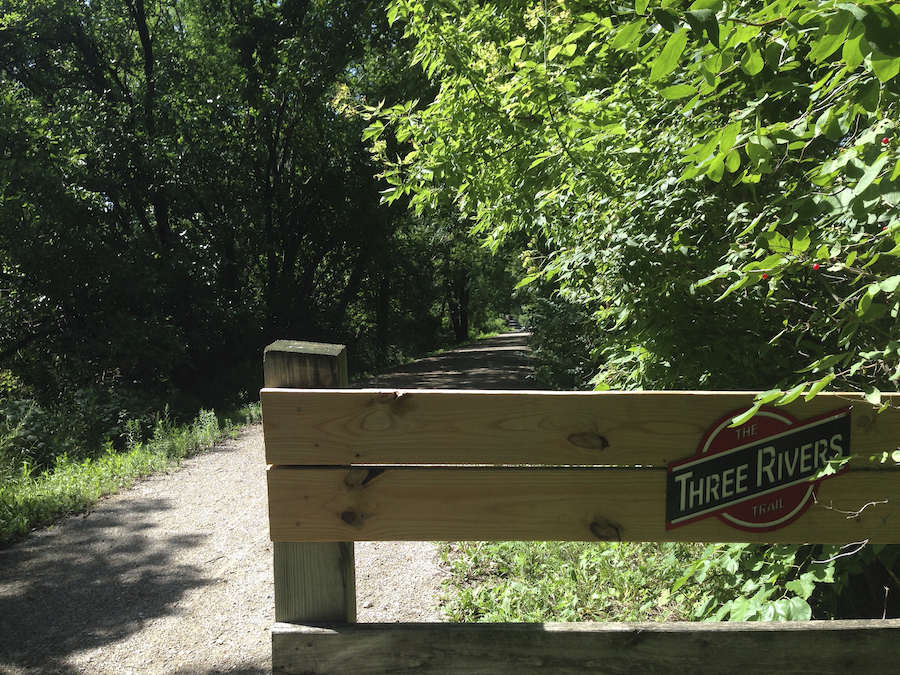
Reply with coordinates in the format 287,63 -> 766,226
0,402 -> 261,545
441,539 -> 900,623
441,541 -> 705,622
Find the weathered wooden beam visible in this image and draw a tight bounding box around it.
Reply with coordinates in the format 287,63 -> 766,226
272,620 -> 900,675
264,341 -> 356,624
263,341 -> 348,389
261,389 -> 900,468
267,465 -> 900,544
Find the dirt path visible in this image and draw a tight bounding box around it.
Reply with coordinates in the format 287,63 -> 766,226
0,331 -> 540,675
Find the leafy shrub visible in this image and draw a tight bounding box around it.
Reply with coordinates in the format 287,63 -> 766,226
0,399 -> 76,476
677,542 -> 900,621
522,296 -> 603,390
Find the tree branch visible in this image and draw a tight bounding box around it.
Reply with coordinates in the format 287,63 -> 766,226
0,328 -> 53,364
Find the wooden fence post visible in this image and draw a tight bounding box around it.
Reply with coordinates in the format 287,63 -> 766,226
264,340 -> 356,624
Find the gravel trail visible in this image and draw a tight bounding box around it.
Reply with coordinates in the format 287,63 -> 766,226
0,331 -> 539,674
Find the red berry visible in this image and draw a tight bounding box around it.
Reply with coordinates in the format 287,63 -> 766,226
883,137 -> 891,145
762,273 -> 768,279
812,263 -> 820,270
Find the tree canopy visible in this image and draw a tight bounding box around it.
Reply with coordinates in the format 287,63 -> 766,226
372,0 -> 900,411
0,0 -> 516,458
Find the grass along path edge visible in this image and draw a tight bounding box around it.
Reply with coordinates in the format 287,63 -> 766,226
0,404 -> 261,546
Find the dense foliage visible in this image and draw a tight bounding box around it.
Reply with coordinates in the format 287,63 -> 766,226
374,0 -> 900,407
0,0 -> 516,477
369,0 -> 900,620
4,0 -> 900,620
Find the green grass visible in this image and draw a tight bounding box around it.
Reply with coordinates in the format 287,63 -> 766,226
440,540 -> 709,623
0,402 -> 261,546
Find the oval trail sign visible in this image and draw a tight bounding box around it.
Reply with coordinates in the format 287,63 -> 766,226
665,407 -> 852,532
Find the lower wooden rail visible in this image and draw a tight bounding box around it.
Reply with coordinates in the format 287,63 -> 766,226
273,619 -> 900,675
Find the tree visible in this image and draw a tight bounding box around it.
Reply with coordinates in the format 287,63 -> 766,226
0,0 -> 409,414
1,0 -> 517,463
366,0 -> 900,621
371,0 -> 900,409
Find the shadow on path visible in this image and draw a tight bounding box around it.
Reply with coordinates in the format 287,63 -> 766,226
0,497 -> 212,674
351,330 -> 545,390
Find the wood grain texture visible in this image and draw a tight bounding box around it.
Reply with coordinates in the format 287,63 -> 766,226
264,341 -> 355,624
267,465 -> 900,544
271,620 -> 900,675
261,389 -> 900,467
263,342 -> 348,389
264,378 -> 900,673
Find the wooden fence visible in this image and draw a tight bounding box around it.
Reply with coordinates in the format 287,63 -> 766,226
262,341 -> 900,675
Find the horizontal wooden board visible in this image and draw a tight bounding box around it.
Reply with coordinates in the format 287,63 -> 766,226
267,465 -> 900,544
272,620 -> 900,675
261,389 -> 900,467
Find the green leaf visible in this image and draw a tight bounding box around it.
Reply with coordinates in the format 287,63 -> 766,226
653,8 -> 679,33
514,272 -> 542,289
386,2 -> 400,26
786,596 -> 812,621
858,290 -> 873,316
690,0 -> 723,10
746,139 -> 771,169
854,155 -> 890,195
659,84 -> 698,99
891,158 -> 900,182
716,273 -> 753,299
757,389 -> 784,405
804,373 -> 835,400
865,386 -> 882,406
650,31 -> 689,82
741,41 -> 765,76
762,230 -> 790,253
808,11 -> 854,63
611,19 -> 646,51
792,228 -> 811,253
719,120 -> 741,153
730,404 -> 761,427
685,8 -> 720,48
880,275 -> 900,293
842,23 -> 870,70
778,383 -> 807,405
693,131 -> 723,163
836,2 -> 867,21
362,120 -> 384,141
861,4 -> 900,58
707,153 -> 725,182
871,51 -> 900,83
725,148 -> 741,172
528,151 -> 556,169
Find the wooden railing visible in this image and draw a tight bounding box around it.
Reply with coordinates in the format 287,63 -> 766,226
262,341 -> 900,675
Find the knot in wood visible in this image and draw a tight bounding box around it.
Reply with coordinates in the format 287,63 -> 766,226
590,519 -> 621,541
345,468 -> 385,488
362,409 -> 393,431
341,511 -> 364,528
568,432 -> 610,450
